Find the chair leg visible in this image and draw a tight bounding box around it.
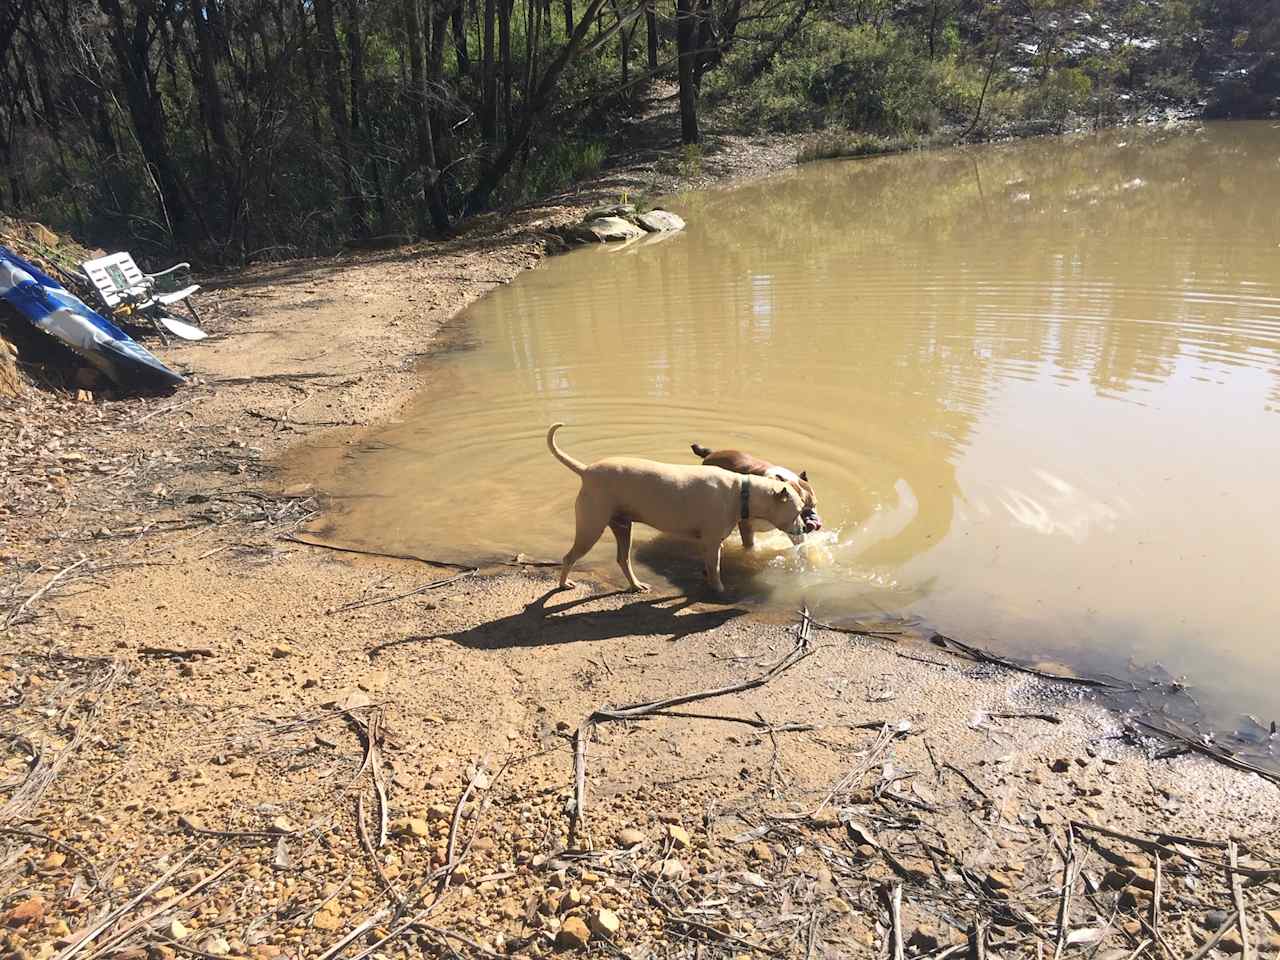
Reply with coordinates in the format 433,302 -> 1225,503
149,311 -> 170,346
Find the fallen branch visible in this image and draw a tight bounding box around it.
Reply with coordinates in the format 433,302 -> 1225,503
1052,826 -> 1076,960
329,569 -> 476,614
1186,910 -> 1241,960
990,711 -> 1061,725
81,860 -> 237,960
210,371 -> 350,385
4,557 -> 88,628
1072,820 -> 1278,880
1230,841 -> 1251,959
570,611 -> 816,842
1133,719 -> 1280,786
810,618 -> 906,642
647,887 -> 782,956
357,793 -> 403,907
0,827 -> 100,889
930,634 -> 1127,689
314,907 -> 393,960
55,848 -> 200,960
887,883 -> 905,960
139,646 -> 215,660
650,709 -> 814,732
589,636 -> 814,723
282,534 -> 476,571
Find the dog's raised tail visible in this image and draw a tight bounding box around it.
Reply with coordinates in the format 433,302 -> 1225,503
546,423 -> 587,476
690,442 -> 712,459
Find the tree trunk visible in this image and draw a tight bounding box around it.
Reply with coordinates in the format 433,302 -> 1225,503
676,0 -> 698,143
451,1 -> 470,75
192,1 -> 231,156
314,0 -> 367,234
97,0 -> 190,236
428,0 -> 454,178
481,0 -> 497,140
498,0 -> 513,136
347,0 -> 388,230
297,0 -> 325,140
693,0 -> 715,88
645,0 -> 658,70
405,0 -> 451,233
465,0 -> 608,212
563,0 -> 573,36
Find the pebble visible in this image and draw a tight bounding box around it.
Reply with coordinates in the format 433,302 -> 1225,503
500,902 -> 523,921
666,825 -> 691,848
426,803 -> 452,822
395,817 -> 430,838
617,828 -> 645,848
270,645 -> 293,658
3,896 -> 45,927
168,920 -> 189,939
1218,929 -> 1244,954
984,871 -> 1014,896
1128,867 -> 1156,891
1048,758 -> 1071,773
590,909 -> 621,939
201,937 -> 230,957
651,858 -> 686,881
1204,909 -> 1230,930
556,917 -> 591,950
40,851 -> 67,870
749,841 -> 773,863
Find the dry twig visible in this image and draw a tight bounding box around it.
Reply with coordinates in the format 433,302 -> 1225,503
1230,840 -> 1252,959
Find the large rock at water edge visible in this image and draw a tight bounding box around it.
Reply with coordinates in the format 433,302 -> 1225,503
579,216 -> 645,243
636,210 -> 686,233
585,203 -> 636,220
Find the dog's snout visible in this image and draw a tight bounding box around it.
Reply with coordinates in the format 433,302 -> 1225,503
802,510 -> 823,533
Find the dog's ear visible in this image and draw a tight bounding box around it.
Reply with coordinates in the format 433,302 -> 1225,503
799,470 -> 808,482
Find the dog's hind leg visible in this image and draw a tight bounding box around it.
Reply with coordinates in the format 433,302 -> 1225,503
738,520 -> 756,550
609,519 -> 650,592
703,539 -> 726,594
559,495 -> 608,589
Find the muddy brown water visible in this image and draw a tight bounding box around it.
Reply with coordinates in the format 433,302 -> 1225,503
299,121 -> 1280,737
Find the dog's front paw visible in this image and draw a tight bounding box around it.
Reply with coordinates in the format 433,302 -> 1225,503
628,581 -> 651,593
558,579 -> 578,590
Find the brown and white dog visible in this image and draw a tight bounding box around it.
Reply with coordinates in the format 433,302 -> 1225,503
690,442 -> 822,548
548,424 -> 808,593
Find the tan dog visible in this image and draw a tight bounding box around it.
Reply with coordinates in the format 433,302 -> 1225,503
690,443 -> 822,549
548,424 -> 808,593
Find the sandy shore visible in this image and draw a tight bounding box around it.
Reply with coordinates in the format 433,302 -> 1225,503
3,113 -> 1279,959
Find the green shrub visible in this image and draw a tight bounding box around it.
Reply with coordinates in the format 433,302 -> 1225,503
711,20 -> 980,136
1021,66 -> 1093,127
520,138 -> 607,200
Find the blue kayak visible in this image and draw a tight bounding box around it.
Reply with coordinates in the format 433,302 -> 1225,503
0,245 -> 185,391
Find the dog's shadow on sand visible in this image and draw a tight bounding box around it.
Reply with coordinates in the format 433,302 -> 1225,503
371,584 -> 748,654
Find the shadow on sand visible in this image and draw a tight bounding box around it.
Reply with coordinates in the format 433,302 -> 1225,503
369,584 -> 748,654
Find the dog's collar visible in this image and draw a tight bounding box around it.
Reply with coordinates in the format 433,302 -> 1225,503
740,478 -> 750,521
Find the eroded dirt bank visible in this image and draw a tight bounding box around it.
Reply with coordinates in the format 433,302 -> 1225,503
3,133 -> 1280,960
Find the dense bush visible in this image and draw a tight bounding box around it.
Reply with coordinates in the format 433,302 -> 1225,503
712,21 -> 980,134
